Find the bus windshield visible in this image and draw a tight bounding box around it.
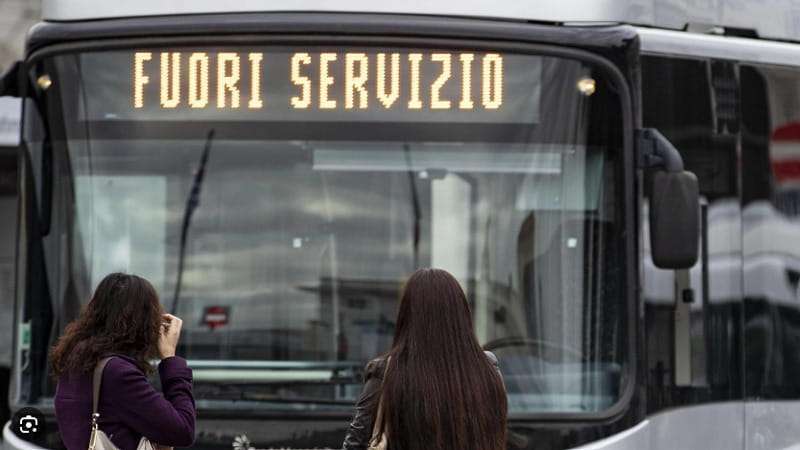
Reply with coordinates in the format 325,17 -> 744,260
28,44 -> 627,414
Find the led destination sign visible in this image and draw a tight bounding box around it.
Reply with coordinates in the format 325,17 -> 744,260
82,48 -> 541,123
135,51 -> 503,110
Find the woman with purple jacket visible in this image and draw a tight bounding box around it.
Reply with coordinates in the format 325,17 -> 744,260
51,273 -> 196,450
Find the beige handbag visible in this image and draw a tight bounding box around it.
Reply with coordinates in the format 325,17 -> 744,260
87,357 -> 168,450
367,395 -> 387,450
368,360 -> 390,450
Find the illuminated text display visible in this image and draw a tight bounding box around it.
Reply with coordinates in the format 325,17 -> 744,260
134,51 -> 503,110
85,48 -> 541,123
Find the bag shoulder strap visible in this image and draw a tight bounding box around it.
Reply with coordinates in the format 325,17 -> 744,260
370,358 -> 391,440
92,357 -> 114,415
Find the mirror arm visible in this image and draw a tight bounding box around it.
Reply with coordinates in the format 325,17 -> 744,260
636,128 -> 685,172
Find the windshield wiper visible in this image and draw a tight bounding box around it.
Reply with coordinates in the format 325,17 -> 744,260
171,129 -> 215,313
404,144 -> 421,267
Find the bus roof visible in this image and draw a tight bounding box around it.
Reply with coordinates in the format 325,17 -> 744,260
41,0 -> 800,43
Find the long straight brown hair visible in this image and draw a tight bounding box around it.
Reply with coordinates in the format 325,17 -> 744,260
377,268 -> 507,450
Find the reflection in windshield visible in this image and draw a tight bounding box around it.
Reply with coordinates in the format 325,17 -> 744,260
41,49 -> 627,414
68,140 -> 619,412
171,129 -> 215,314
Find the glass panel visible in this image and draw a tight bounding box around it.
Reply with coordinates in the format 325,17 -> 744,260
641,56 -> 743,414
34,45 -> 626,414
740,64 -> 800,400
740,63 -> 800,450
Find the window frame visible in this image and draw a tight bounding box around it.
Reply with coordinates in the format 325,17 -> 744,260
18,29 -> 637,423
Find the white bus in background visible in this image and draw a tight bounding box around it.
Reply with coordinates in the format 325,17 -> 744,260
3,1 -> 800,449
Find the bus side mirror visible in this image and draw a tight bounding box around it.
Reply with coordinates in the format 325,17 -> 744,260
638,128 -> 699,269
650,170 -> 699,269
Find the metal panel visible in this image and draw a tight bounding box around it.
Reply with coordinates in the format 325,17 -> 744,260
2,422 -> 46,450
638,28 -> 800,67
674,269 -> 693,386
746,402 -> 800,449
645,403 -> 744,450
24,14 -> 638,57
41,0 -> 653,24
568,420 -> 650,450
0,98 -> 20,147
41,0 -> 800,44
569,402 -> 745,450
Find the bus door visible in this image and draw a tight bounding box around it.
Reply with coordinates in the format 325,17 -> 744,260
641,54 -> 745,447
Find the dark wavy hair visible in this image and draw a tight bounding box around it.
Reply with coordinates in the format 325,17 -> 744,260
376,268 -> 508,450
50,273 -> 163,376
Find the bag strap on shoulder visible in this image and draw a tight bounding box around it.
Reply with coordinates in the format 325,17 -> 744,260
92,357 -> 114,415
371,357 -> 391,438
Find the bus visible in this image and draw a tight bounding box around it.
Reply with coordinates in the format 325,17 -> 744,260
1,0 -> 798,449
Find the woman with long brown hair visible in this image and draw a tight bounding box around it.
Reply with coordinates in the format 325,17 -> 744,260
343,268 -> 507,450
51,273 -> 195,450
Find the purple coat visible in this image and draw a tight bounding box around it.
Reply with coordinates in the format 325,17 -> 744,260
54,355 -> 196,450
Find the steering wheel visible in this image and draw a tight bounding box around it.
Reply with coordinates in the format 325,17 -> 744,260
483,336 -> 585,362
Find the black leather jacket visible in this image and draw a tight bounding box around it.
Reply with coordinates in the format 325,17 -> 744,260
341,351 -> 503,449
